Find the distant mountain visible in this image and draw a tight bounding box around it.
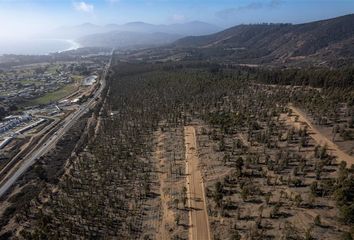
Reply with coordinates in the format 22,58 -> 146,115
174,14 -> 354,67
78,31 -> 182,49
161,21 -> 222,36
52,21 -> 221,39
53,23 -> 103,39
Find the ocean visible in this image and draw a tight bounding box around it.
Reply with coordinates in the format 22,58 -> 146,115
0,39 -> 80,55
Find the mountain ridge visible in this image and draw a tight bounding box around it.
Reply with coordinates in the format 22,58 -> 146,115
52,21 -> 221,39
174,14 -> 354,67
78,31 -> 182,49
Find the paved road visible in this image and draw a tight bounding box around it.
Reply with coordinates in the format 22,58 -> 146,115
184,126 -> 211,240
0,118 -> 60,180
0,52 -> 113,197
289,105 -> 354,166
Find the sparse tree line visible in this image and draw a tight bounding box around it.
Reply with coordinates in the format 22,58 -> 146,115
0,60 -> 353,239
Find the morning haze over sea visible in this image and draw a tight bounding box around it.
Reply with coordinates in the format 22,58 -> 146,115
0,39 -> 80,55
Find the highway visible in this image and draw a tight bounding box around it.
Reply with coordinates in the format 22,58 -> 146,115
0,51 -> 113,197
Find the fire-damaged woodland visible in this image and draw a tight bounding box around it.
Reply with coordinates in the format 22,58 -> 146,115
0,59 -> 353,239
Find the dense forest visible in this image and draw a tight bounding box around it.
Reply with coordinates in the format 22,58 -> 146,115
255,66 -> 354,89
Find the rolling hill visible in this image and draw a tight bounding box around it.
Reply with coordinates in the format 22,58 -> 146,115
64,21 -> 221,49
174,14 -> 354,67
52,21 -> 221,39
78,31 -> 182,49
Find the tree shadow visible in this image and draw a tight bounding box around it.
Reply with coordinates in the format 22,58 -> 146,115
146,191 -> 160,199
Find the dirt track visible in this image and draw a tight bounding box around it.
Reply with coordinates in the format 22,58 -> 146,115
184,126 -> 211,240
289,105 -> 354,166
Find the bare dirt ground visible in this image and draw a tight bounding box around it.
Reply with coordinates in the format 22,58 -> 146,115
288,105 -> 354,166
155,131 -> 175,240
192,118 -> 351,240
184,126 -> 211,240
154,125 -> 188,240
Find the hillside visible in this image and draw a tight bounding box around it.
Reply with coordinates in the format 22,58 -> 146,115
174,14 -> 354,67
78,31 -> 182,49
51,21 -> 221,39
71,21 -> 221,49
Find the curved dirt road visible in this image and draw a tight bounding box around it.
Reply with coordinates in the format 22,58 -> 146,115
289,105 -> 354,166
184,126 -> 211,240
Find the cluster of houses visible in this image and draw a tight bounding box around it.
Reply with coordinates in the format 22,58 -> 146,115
0,57 -> 107,152
0,67 -> 73,104
0,60 -> 104,105
0,114 -> 47,150
0,114 -> 32,134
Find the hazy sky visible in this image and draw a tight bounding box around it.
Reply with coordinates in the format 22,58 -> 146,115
0,0 -> 353,39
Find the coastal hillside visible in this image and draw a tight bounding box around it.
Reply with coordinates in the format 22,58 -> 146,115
174,14 -> 354,66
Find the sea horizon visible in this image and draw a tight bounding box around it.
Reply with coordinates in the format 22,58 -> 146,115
0,38 -> 81,56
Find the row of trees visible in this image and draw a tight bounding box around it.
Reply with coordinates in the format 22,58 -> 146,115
254,66 -> 354,89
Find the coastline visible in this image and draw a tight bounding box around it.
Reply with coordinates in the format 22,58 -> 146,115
0,38 -> 81,56
61,39 -> 81,52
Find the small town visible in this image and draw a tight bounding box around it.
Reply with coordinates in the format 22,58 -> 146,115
0,55 -> 108,173
0,60 -> 103,106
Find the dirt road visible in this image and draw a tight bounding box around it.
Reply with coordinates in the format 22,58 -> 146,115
289,105 -> 354,166
184,126 -> 211,240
